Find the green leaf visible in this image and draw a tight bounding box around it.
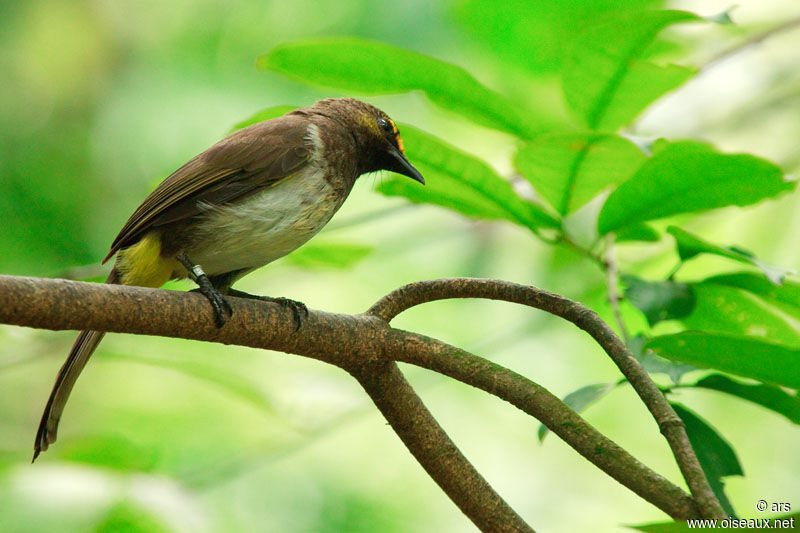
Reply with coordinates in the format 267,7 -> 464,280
287,242 -> 372,269
628,335 -> 697,384
683,282 -> 800,347
513,132 -> 646,215
538,382 -> 619,441
563,10 -> 701,130
378,175 -> 508,221
259,38 -> 542,139
705,272 -> 800,318
623,275 -> 696,326
378,126 -> 559,230
668,227 -> 794,284
615,223 -> 660,243
231,105 -> 298,132
646,332 -> 800,389
451,0 -> 662,75
671,403 -> 741,517
598,141 -> 793,234
692,374 -> 800,424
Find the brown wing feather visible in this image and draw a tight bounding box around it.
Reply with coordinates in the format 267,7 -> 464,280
103,115 -> 311,263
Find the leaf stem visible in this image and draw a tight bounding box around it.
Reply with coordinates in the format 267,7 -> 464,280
603,234 -> 631,343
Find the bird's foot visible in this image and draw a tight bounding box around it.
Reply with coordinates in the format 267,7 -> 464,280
227,289 -> 308,331
190,282 -> 233,328
179,254 -> 232,328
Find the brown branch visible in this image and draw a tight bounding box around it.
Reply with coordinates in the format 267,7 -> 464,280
378,327 -> 700,519
0,275 -> 531,533
0,275 -> 705,524
351,361 -> 534,532
368,278 -> 726,519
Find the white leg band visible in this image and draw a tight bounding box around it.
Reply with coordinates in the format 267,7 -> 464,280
191,265 -> 205,280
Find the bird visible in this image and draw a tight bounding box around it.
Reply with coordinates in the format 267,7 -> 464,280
33,97 -> 425,461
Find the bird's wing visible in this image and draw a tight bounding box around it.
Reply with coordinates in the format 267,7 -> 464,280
103,115 -> 312,262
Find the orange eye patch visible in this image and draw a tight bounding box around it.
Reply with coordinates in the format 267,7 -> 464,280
388,119 -> 405,154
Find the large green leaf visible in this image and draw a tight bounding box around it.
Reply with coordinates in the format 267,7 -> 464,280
378,126 -> 558,230
623,275 -> 696,326
705,272 -> 800,318
670,403 -> 741,517
259,38 -> 541,139
563,10 -> 700,131
452,0 -> 661,74
683,282 -> 800,347
513,132 -> 646,215
646,332 -> 800,389
692,374 -> 800,424
614,223 -> 661,243
668,227 -> 793,284
598,141 -> 792,234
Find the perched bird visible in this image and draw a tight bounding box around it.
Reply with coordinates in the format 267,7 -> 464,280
33,98 -> 425,460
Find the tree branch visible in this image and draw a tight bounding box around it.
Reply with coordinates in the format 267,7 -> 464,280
351,361 -> 534,532
0,275 -> 707,525
0,275 -> 531,532
379,327 -> 700,519
369,278 -> 725,519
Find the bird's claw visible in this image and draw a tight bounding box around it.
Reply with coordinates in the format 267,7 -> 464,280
190,286 -> 233,328
227,289 -> 307,331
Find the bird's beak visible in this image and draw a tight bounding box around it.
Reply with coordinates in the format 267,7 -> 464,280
389,148 -> 425,185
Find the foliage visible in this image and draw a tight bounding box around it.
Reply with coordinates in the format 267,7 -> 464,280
255,6 -> 799,521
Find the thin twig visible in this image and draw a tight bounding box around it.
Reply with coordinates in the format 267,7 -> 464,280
558,233 -> 604,266
703,16 -> 800,71
603,234 -> 631,343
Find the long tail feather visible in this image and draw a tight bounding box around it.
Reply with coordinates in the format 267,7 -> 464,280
33,269 -> 119,461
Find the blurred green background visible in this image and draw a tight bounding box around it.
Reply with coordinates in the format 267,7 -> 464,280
1,0 -> 799,531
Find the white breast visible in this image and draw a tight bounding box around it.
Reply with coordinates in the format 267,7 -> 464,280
187,165 -> 341,276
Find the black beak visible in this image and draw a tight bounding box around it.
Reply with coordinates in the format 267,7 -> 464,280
389,148 -> 425,185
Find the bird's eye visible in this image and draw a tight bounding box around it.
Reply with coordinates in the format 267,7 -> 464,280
377,117 -> 393,133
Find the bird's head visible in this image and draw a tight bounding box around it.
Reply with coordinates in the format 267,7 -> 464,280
309,98 -> 425,185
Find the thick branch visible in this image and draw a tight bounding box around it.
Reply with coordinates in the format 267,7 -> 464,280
0,275 -> 703,523
351,361 -> 534,533
0,275 -> 528,532
369,278 -> 725,519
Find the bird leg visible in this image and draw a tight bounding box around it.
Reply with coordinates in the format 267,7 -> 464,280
176,252 -> 232,328
226,289 -> 308,331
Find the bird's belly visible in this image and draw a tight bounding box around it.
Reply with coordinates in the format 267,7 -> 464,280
188,167 -> 342,275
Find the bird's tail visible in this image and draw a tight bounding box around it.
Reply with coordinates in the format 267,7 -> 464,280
33,268 -> 120,462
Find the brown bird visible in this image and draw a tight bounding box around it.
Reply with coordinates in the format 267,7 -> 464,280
33,97 -> 424,460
